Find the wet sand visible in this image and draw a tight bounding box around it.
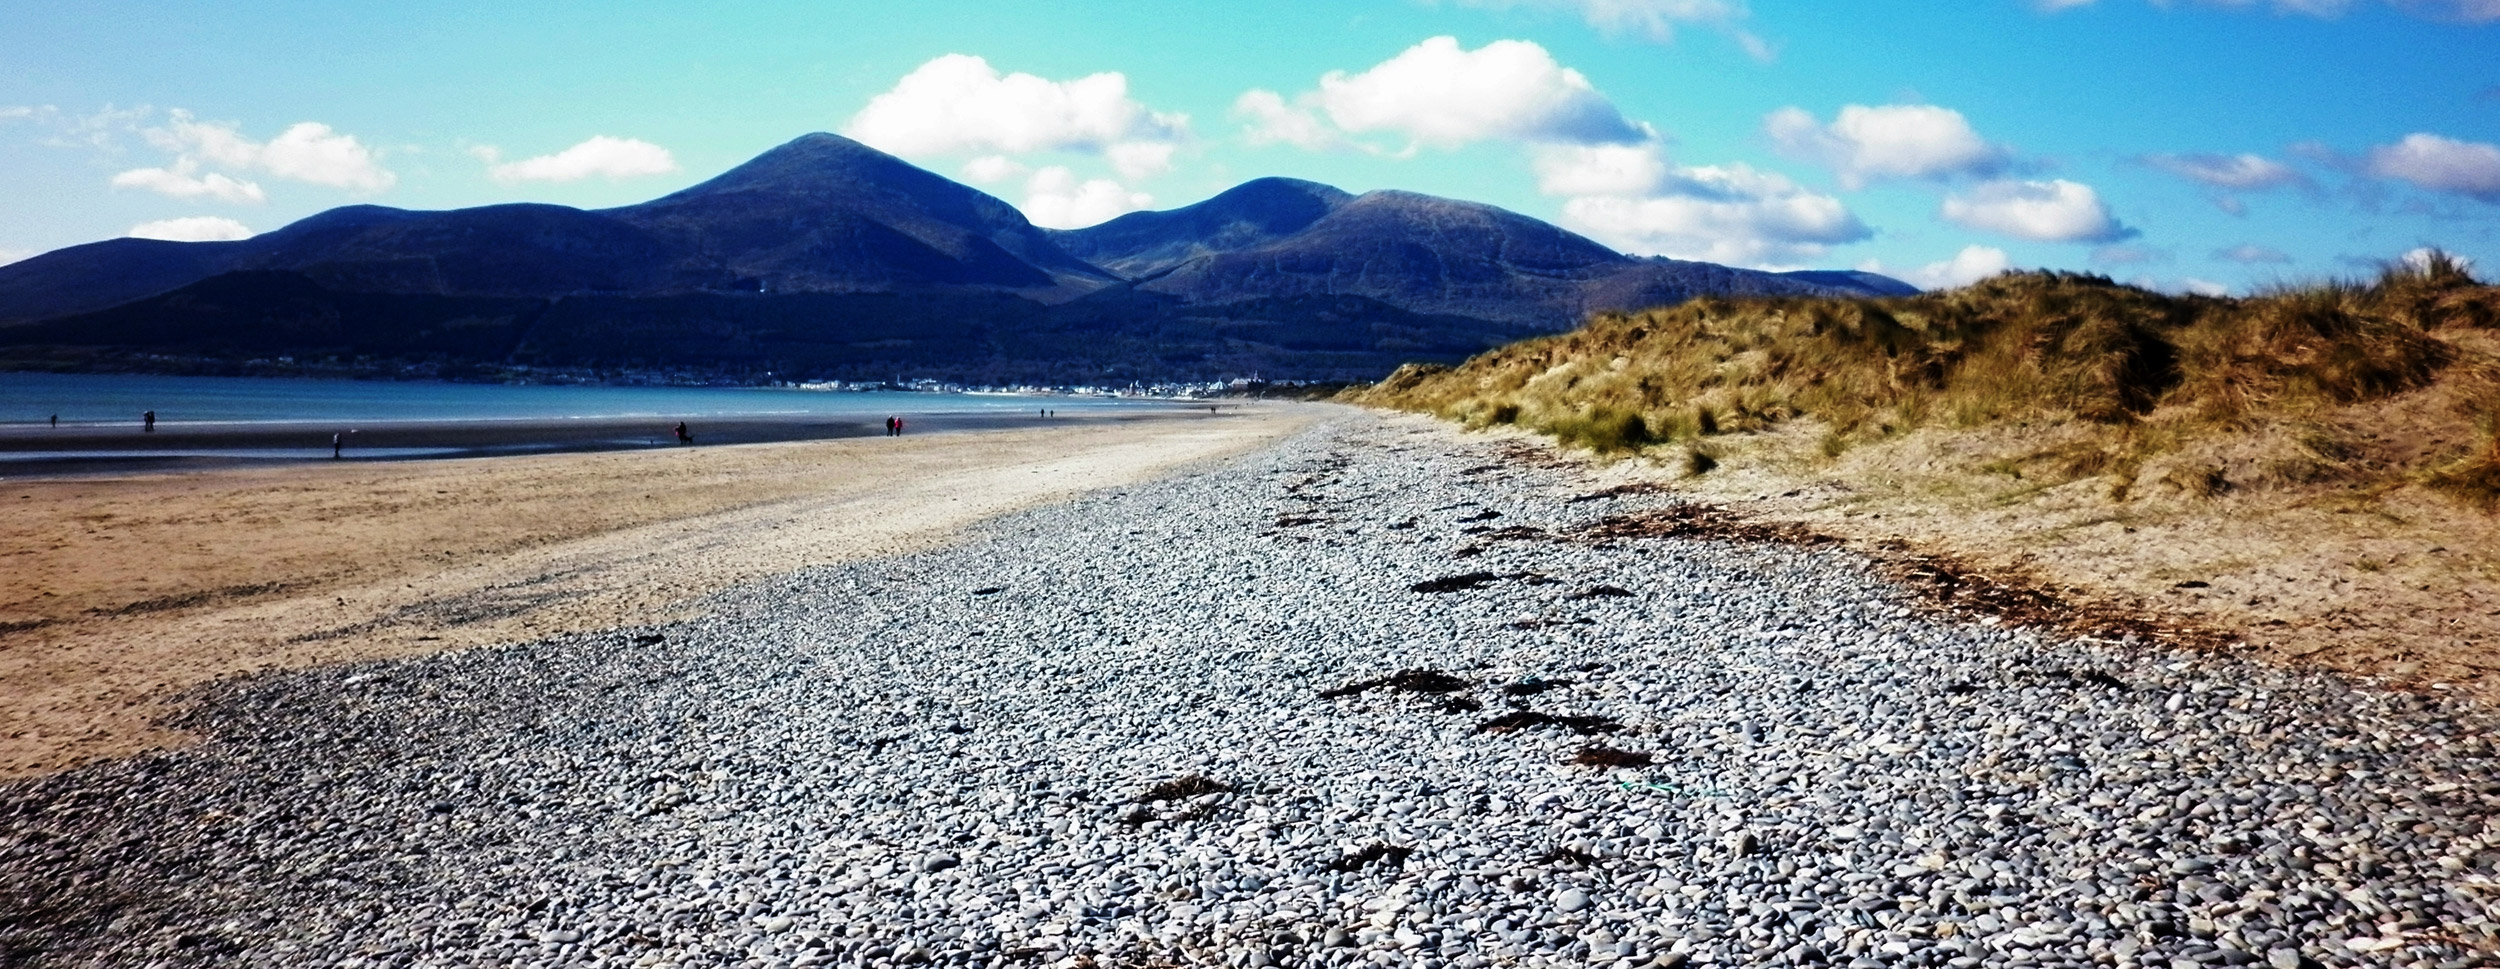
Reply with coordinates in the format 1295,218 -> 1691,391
0,405 -> 1311,778
0,406 -> 1211,477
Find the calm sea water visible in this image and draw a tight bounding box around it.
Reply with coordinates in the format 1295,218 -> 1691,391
0,372 -> 1171,425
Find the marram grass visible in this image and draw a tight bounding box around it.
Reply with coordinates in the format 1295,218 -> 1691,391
1356,252 -> 2500,507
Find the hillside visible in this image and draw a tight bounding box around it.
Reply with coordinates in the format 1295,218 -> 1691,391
0,133 -> 1907,382
1358,255 -> 2500,691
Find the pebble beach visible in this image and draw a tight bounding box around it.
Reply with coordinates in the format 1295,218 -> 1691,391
2,408 -> 2495,968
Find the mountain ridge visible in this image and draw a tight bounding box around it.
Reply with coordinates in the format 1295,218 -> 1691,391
0,132 -> 1909,381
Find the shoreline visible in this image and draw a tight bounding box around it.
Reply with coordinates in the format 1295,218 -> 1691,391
0,407 -> 1228,478
2,407 -> 2493,967
0,406 -> 1312,778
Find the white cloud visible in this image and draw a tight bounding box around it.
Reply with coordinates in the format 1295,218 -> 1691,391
1104,140 -> 1178,179
1020,167 -> 1152,229
846,54 -> 1187,165
2214,243 -> 2293,264
1940,178 -> 2134,242
1532,142 -> 1672,196
960,155 -> 1028,184
108,158 -> 266,204
1862,245 -> 2011,290
126,216 -> 254,242
1765,104 -> 2007,188
1558,161 -> 1871,267
2039,0 -> 2499,20
139,110 -> 395,193
478,136 -> 678,185
2401,247 -> 2476,271
1240,37 -> 1645,154
1448,0 -> 1743,38
2365,133 -> 2500,201
1440,0 -> 1772,57
2141,152 -> 2306,190
1234,90 -> 1344,151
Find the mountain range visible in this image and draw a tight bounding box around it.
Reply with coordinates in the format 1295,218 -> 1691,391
0,133 -> 1911,383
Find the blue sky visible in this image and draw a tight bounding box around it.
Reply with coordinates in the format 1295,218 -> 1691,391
2,0 -> 2494,292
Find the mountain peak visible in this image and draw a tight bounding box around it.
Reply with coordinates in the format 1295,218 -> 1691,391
1050,176 -> 1355,278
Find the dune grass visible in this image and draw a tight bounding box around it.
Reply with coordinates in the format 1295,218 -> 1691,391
1358,253 -> 2500,509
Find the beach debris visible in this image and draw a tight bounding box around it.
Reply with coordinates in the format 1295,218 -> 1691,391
1572,745 -> 1654,768
2173,580 -> 2211,589
1326,842 -> 1414,872
1563,482 -> 1668,503
1476,710 -> 1620,735
1135,774 -> 1232,803
972,587 -> 1005,596
1409,571 -> 1500,593
1580,504 -> 1839,547
632,634 -> 665,646
1438,696 -> 1483,713
1385,517 -> 1420,530
1569,584 -> 1635,599
1502,677 -> 1576,697
1320,669 -> 1470,698
1535,846 -> 1599,868
1457,509 -> 1504,522
2045,668 -> 2129,691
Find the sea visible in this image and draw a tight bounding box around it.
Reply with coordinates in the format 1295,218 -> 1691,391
0,372 -> 1173,426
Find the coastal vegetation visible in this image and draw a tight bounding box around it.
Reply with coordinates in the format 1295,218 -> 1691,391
1360,252 -> 2500,511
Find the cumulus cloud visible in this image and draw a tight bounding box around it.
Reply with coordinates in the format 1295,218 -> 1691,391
2214,243 -> 2293,264
1237,37 -> 1645,154
1233,90 -> 1343,151
1861,245 -> 2011,291
2141,152 -> 2306,190
1558,161 -> 1871,267
131,110 -> 395,194
960,155 -> 1028,184
2401,246 -> 2477,271
846,54 -> 1188,177
1020,167 -> 1151,229
474,136 -> 678,185
1764,104 -> 2008,188
2365,133 -> 2500,201
126,216 -> 254,242
109,159 -> 266,203
1439,0 -> 1773,58
2041,0 -> 2499,21
1532,142 -> 1674,196
1940,179 -> 2134,243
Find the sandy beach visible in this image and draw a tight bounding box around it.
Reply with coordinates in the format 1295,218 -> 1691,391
0,405 -> 1309,778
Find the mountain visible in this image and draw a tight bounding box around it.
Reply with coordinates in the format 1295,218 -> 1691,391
0,133 -> 1909,382
605,133 -> 1115,295
1047,177 -> 1353,278
1060,188 -> 1891,327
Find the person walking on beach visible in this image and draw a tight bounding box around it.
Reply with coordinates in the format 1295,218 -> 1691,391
142,410 -> 155,433
674,421 -> 692,445
332,432 -> 343,460
48,414 -> 56,428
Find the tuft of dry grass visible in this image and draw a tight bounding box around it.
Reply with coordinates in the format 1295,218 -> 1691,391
1354,253 -> 2500,511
